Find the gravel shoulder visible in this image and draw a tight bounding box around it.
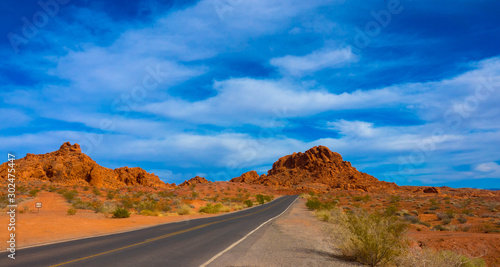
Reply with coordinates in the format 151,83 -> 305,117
207,198 -> 360,267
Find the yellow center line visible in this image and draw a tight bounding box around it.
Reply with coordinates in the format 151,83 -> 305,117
50,196 -> 291,267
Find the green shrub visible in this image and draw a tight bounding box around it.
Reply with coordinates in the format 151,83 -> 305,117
336,210 -> 408,266
107,192 -> 115,200
263,195 -> 272,202
244,200 -> 253,207
112,207 -> 131,218
256,194 -> 265,205
385,204 -> 399,216
29,189 -> 40,197
62,190 -> 78,202
306,198 -> 322,210
457,216 -> 467,224
67,208 -> 77,215
83,186 -> 89,191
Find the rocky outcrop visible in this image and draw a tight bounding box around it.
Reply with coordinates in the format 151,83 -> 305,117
230,171 -> 260,183
0,142 -> 168,188
423,187 -> 441,194
231,146 -> 396,192
179,176 -> 211,187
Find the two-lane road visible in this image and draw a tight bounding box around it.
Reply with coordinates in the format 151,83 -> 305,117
1,195 -> 298,267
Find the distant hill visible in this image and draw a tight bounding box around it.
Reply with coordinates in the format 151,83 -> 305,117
0,142 -> 170,188
231,146 -> 397,192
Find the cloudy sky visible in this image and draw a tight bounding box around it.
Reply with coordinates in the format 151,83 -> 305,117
1,0 -> 499,188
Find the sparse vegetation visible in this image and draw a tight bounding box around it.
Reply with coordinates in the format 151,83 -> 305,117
396,248 -> 486,267
67,208 -> 77,215
244,199 -> 253,207
331,208 -> 408,266
199,203 -> 230,214
112,207 -> 131,218
177,204 -> 192,215
29,189 -> 41,197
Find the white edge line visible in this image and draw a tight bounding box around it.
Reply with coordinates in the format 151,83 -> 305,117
0,195 -> 286,252
199,196 -> 298,267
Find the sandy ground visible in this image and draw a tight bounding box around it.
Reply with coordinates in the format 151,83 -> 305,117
207,198 -> 360,267
408,231 -> 500,267
0,191 -> 216,250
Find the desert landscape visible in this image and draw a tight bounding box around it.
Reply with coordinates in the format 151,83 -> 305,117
1,143 -> 499,266
2,1 -> 500,266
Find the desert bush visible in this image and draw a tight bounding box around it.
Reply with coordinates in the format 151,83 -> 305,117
256,194 -> 265,205
112,207 -> 131,218
306,198 -> 322,210
332,209 -> 408,266
67,208 -> 77,215
83,186 -> 89,191
263,195 -> 273,202
48,185 -> 57,192
436,212 -> 454,220
433,225 -> 447,231
177,204 -> 192,215
191,191 -> 199,199
352,195 -> 371,202
156,201 -> 172,212
120,195 -> 135,209
482,223 -> 500,233
385,204 -> 399,216
390,195 -> 401,204
72,199 -> 91,210
107,192 -> 115,200
62,190 -> 78,202
137,201 -> 157,213
199,203 -> 229,214
442,218 -> 452,225
457,216 -> 467,224
423,209 -> 436,214
244,199 -> 253,207
86,200 -> 103,213
92,188 -> 102,196
140,209 -> 159,216
411,210 -> 419,216
316,210 -> 331,222
29,189 -> 40,197
396,247 -> 486,267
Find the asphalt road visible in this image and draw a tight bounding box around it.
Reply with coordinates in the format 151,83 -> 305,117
1,195 -> 298,267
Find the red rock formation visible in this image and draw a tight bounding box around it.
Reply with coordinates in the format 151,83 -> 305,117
423,186 -> 441,194
0,142 -> 168,188
231,146 -> 396,192
179,176 -> 211,187
230,171 -> 259,183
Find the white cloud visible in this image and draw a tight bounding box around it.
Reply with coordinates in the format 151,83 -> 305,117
475,162 -> 500,173
327,119 -> 375,137
140,78 -> 399,126
270,47 -> 357,76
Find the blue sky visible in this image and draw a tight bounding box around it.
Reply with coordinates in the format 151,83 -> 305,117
1,0 -> 500,188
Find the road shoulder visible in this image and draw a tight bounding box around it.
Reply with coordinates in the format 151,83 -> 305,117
207,197 -> 360,267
